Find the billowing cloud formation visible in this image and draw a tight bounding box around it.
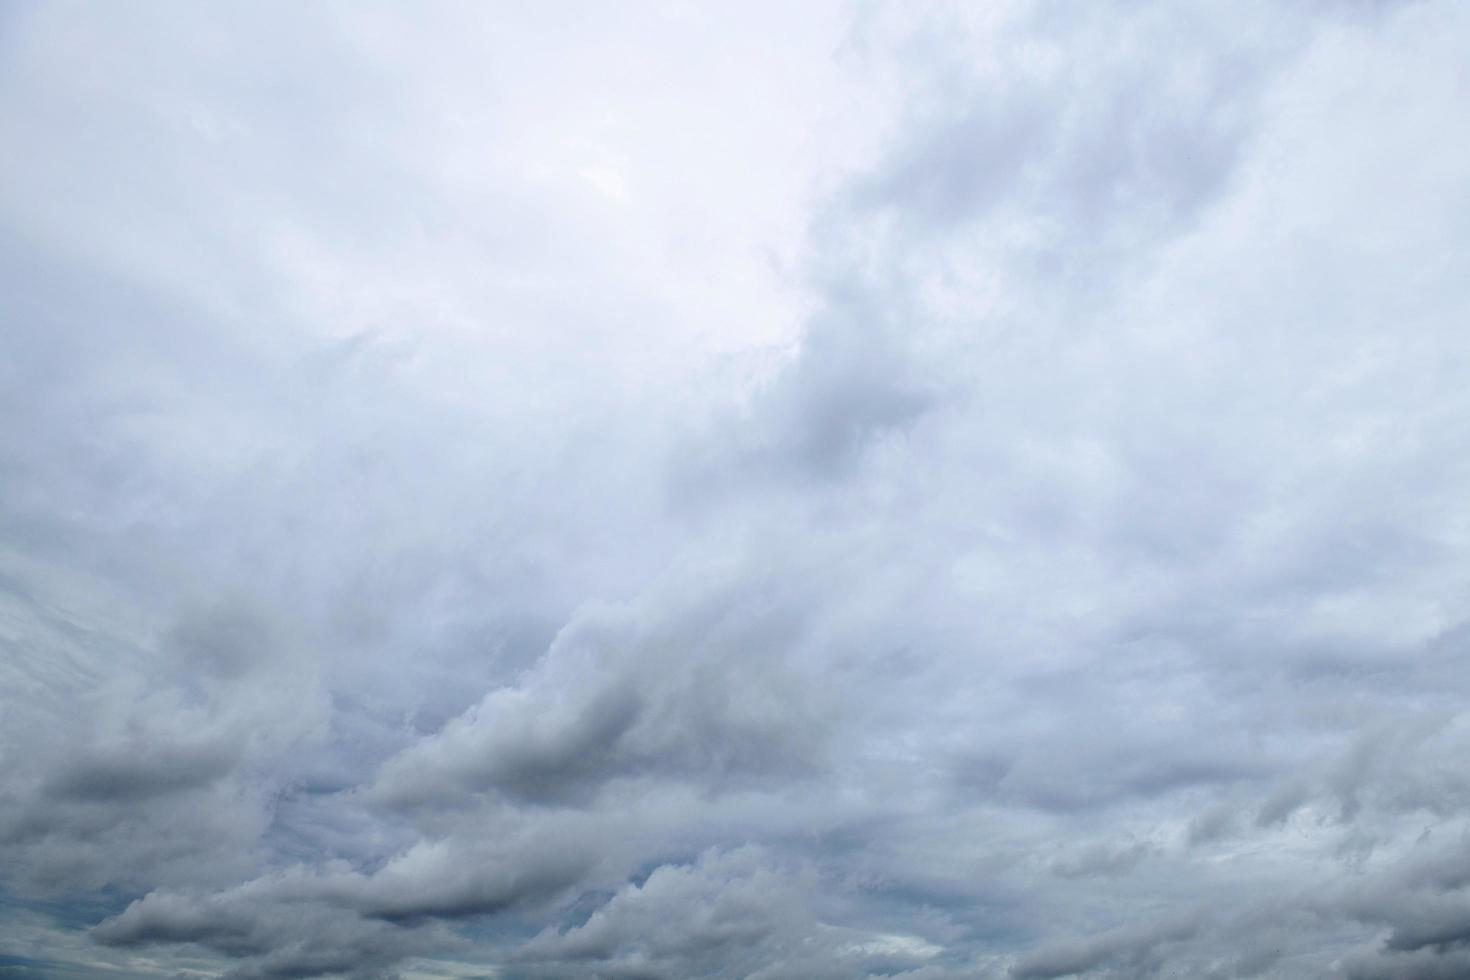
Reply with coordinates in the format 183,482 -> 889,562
4,1 -> 1470,977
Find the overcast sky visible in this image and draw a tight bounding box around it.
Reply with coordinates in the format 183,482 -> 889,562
3,2 -> 1470,978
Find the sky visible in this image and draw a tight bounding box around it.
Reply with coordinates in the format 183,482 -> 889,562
2,1 -> 1470,978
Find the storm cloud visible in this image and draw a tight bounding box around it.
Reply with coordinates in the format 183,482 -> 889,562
4,1 -> 1470,977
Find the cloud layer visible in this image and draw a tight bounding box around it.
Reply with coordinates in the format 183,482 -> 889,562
4,1 -> 1470,977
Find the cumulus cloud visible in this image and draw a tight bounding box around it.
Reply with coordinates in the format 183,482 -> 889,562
4,0 -> 1470,977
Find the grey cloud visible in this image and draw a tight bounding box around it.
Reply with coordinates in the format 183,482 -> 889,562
1046,839 -> 1155,880
92,827 -> 595,977
1344,949 -> 1470,980
1327,837 -> 1470,975
94,888 -> 441,980
0,586 -> 326,897
843,1 -> 1296,298
675,300 -> 937,497
5,1 -> 1470,978
767,308 -> 936,479
1010,915 -> 1200,979
372,580 -> 832,809
41,739 -> 243,804
851,94 -> 1047,231
517,846 -> 948,980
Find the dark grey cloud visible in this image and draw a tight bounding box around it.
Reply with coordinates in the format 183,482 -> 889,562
4,0 -> 1470,978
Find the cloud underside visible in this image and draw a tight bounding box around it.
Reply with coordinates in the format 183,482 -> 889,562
4,1 -> 1470,978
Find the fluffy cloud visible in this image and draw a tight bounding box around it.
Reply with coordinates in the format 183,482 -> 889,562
4,1 -> 1470,977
